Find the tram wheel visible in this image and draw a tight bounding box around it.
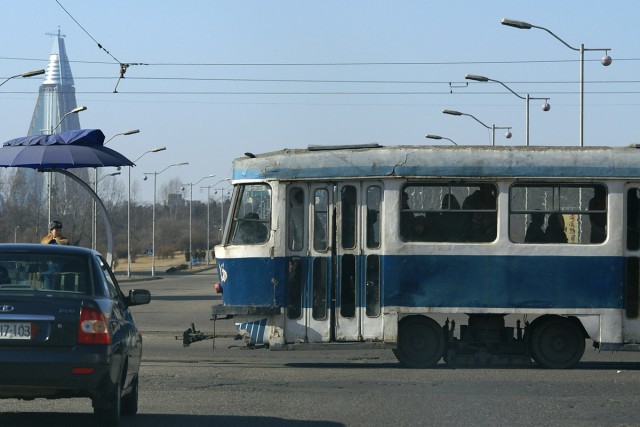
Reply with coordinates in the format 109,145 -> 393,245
393,316 -> 445,368
530,316 -> 585,369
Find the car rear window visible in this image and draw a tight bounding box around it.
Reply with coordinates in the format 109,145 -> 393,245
0,253 -> 90,295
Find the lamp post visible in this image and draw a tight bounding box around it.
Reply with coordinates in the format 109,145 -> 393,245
201,179 -> 230,264
144,162 -> 188,276
47,105 -> 87,224
501,18 -> 611,147
0,69 -> 45,87
127,147 -> 166,277
2,69 -> 45,246
95,129 -> 140,250
200,185 -> 213,265
426,134 -> 457,146
183,174 -> 216,270
465,74 -> 550,147
442,109 -> 512,146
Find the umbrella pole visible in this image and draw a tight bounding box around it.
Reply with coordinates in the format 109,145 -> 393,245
51,168 -> 114,266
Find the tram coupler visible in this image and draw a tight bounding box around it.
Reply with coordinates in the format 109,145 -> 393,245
179,323 -> 214,347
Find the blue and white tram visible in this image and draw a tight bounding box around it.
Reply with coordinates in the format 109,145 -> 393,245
209,144 -> 640,368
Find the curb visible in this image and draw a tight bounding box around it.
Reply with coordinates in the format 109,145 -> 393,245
116,265 -> 217,283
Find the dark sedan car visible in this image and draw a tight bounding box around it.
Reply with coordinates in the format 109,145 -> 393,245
0,244 -> 151,426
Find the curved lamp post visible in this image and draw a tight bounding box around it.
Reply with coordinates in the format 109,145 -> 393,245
0,69 -> 45,87
501,18 -> 611,147
182,174 -> 216,270
465,74 -> 550,146
442,109 -> 512,146
48,105 -> 87,224
426,134 -> 457,146
95,129 -> 140,250
144,162 -> 188,276
127,147 -> 166,277
91,171 -> 121,250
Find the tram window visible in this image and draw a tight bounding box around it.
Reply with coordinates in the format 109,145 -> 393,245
366,186 -> 381,249
340,254 -> 356,318
229,184 -> 271,245
400,183 -> 496,243
341,186 -> 357,249
312,258 -> 328,320
509,183 -> 607,244
365,255 -> 381,317
287,187 -> 305,251
286,257 -> 303,320
313,189 -> 328,252
627,188 -> 640,251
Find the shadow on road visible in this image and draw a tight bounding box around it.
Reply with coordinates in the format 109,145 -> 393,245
150,295 -> 218,301
284,361 -> 640,370
0,412 -> 344,427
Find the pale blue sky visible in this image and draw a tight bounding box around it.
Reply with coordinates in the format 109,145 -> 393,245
1,1 -> 639,202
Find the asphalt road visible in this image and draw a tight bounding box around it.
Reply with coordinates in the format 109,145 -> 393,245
1,270 -> 639,427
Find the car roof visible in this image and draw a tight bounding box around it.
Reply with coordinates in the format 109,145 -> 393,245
0,243 -> 98,257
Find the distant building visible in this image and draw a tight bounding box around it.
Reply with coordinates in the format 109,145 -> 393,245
14,30 -> 86,231
28,29 -> 81,136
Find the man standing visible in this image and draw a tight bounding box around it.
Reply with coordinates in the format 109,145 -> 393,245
40,221 -> 69,245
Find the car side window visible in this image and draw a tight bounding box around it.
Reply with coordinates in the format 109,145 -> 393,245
97,256 -> 123,301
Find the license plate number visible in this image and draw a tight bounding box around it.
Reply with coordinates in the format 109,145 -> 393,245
0,322 -> 31,339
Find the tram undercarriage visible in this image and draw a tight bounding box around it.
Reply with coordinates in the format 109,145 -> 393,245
442,314 -> 531,366
393,313 -> 588,369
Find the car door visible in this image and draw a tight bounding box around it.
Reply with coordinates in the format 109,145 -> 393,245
97,256 -> 143,385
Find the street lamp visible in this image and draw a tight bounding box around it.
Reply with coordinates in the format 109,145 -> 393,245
95,129 -> 140,250
127,147 -> 166,277
465,74 -> 550,146
0,69 -> 45,87
144,162 -> 189,276
51,106 -> 87,134
47,105 -> 87,223
501,18 -> 612,146
14,226 -> 20,243
426,134 -> 457,146
201,178 -> 230,264
183,174 -> 216,270
442,109 -> 512,146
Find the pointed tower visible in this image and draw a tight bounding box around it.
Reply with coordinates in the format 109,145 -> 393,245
15,30 -> 89,239
28,29 -> 81,136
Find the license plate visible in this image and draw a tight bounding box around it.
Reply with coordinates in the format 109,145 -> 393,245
0,322 -> 32,340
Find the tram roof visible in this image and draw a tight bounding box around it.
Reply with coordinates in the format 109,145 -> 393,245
232,144 -> 640,182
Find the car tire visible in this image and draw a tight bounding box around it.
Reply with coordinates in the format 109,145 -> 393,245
94,376 -> 122,426
121,375 -> 139,416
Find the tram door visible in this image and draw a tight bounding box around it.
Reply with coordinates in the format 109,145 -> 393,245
284,183 -> 334,343
624,185 -> 640,343
283,182 -> 384,344
335,182 -> 384,342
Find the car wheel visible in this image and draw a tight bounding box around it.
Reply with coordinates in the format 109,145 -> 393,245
121,375 -> 139,416
94,376 -> 122,426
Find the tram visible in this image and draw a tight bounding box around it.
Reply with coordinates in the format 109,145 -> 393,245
200,144 -> 640,368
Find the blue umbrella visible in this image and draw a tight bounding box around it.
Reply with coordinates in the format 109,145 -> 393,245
0,129 -> 134,169
0,129 -> 135,265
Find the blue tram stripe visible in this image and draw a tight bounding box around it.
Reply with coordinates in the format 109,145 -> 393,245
220,254 -> 624,310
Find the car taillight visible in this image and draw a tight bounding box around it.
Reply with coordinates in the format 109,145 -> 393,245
215,282 -> 223,294
78,306 -> 111,345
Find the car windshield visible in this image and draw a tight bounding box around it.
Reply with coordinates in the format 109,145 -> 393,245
0,252 -> 90,295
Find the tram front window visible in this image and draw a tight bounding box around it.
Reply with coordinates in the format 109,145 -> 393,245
229,184 -> 272,245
